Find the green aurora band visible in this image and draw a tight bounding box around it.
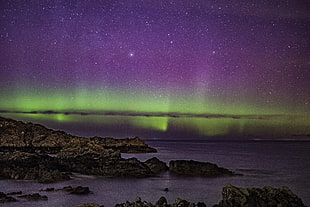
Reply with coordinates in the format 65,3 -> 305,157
1,88 -> 309,138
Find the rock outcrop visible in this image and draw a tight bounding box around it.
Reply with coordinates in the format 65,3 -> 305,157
214,184 -> 306,207
0,116 -> 158,182
169,160 -> 236,177
0,151 -> 70,183
0,116 -> 156,153
144,157 -> 169,174
58,186 -> 92,195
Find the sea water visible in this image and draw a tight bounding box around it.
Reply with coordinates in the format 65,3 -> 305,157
1,140 -> 310,207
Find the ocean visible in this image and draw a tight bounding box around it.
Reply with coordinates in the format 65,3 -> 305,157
1,140 -> 310,207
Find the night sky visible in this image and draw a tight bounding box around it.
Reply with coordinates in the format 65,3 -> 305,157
0,0 -> 309,139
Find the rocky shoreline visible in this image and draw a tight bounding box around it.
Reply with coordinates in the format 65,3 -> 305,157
0,116 -> 307,206
0,116 -> 238,182
1,184 -> 305,206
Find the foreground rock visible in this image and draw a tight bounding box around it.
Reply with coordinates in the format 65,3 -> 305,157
169,160 -> 236,177
214,184 -> 306,207
0,192 -> 17,203
115,196 -> 206,207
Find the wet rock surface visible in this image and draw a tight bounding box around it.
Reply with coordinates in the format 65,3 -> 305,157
214,184 -> 306,207
169,160 -> 236,177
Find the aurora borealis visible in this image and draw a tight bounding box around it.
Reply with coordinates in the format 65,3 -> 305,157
0,1 -> 309,139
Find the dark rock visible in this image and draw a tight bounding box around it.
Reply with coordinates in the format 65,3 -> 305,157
58,186 -> 92,195
0,192 -> 17,203
115,197 -> 206,207
173,198 -> 191,207
169,160 -> 236,177
0,151 -> 70,183
18,193 -> 48,201
156,196 -> 168,206
164,188 -> 169,192
6,191 -> 22,195
197,202 -> 207,207
41,188 -> 55,192
214,184 -> 306,207
144,157 -> 168,174
115,197 -> 154,207
70,186 -> 91,195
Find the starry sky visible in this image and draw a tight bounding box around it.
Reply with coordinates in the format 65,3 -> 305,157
0,0 -> 309,139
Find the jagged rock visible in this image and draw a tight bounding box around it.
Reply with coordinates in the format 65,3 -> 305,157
18,193 -> 48,201
115,197 -> 154,207
169,160 -> 236,177
145,157 -> 168,174
0,192 -> 17,203
172,198 -> 193,207
115,197 -> 206,207
214,184 -> 306,207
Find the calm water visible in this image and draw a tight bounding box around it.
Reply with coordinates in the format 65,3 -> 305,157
1,140 -> 310,207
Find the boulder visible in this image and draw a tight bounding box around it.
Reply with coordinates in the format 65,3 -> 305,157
155,196 -> 168,206
169,160 -> 235,177
144,157 -> 168,174
214,184 -> 306,207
